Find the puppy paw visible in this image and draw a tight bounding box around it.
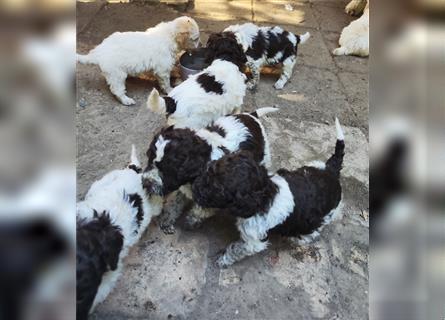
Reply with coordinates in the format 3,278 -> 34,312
183,215 -> 202,230
345,0 -> 364,16
160,223 -> 176,235
121,96 -> 136,106
246,81 -> 257,90
332,47 -> 347,56
216,254 -> 231,269
274,81 -> 286,90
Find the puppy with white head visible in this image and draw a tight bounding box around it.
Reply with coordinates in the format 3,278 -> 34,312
192,119 -> 345,267
77,17 -> 200,105
147,32 -> 248,129
142,108 -> 277,233
76,146 -> 162,319
222,23 -> 310,90
333,0 -> 369,57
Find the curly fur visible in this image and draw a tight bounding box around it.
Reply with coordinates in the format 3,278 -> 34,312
191,119 -> 345,267
333,0 -> 369,57
142,109 -> 276,197
223,23 -> 310,90
205,32 -> 248,72
76,146 -> 162,318
147,31 -> 249,129
142,109 -> 277,234
192,151 -> 278,218
77,16 -> 200,105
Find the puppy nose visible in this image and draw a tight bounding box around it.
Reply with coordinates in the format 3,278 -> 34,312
142,176 -> 157,195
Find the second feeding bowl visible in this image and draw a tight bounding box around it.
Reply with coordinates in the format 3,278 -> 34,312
179,48 -> 210,80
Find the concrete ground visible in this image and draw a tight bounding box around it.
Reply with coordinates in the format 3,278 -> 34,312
77,0 -> 369,319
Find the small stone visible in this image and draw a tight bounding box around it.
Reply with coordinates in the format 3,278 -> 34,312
78,98 -> 87,108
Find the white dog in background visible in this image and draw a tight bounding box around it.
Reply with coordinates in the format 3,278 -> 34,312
333,0 -> 369,57
77,17 -> 200,105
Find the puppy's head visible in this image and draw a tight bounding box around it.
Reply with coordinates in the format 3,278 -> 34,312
173,16 -> 201,50
142,126 -> 212,197
192,151 -> 277,218
206,32 -> 247,72
76,211 -> 123,318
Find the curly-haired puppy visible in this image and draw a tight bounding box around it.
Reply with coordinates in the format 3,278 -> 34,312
77,17 -> 200,105
222,23 -> 310,90
142,107 -> 277,234
147,32 -> 248,129
192,119 -> 345,267
76,146 -> 162,319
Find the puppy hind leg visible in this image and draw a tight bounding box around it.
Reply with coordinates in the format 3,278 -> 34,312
216,238 -> 268,268
246,61 -> 261,90
158,190 -> 189,234
274,56 -> 296,90
103,71 -> 135,106
157,72 -> 173,94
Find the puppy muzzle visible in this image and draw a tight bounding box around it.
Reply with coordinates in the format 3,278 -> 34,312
141,169 -> 163,196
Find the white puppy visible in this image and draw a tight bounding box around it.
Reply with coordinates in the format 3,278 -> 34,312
333,0 -> 369,57
148,33 -> 248,129
77,17 -> 200,105
76,146 -> 162,319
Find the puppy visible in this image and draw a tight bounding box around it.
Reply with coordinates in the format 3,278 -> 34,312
221,23 -> 310,90
76,146 -> 162,319
77,17 -> 200,105
192,119 -> 345,267
333,0 -> 369,57
142,107 -> 277,233
148,32 -> 248,129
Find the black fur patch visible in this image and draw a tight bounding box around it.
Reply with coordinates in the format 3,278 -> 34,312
206,32 -> 247,72
197,73 -> 224,95
128,164 -> 141,173
127,193 -> 144,233
76,211 -> 123,319
145,127 -> 212,196
192,151 -> 278,218
246,30 -> 267,60
235,114 -> 265,163
270,167 -> 341,237
246,28 -> 297,63
206,124 -> 226,137
164,97 -> 177,115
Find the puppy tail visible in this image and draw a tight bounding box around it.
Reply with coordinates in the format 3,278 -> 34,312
325,118 -> 345,177
147,88 -> 166,114
76,53 -> 96,65
296,32 -> 311,45
251,107 -> 279,118
127,144 -> 142,173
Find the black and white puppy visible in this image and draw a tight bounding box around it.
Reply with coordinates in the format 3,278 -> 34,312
222,23 -> 310,90
192,119 -> 345,267
76,146 -> 162,319
147,32 -> 248,130
142,107 -> 277,233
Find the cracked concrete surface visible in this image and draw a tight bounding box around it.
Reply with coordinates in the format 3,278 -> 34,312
77,0 -> 369,319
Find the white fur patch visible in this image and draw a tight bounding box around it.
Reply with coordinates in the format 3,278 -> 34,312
154,135 -> 170,162
307,160 -> 326,170
237,175 -> 295,242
